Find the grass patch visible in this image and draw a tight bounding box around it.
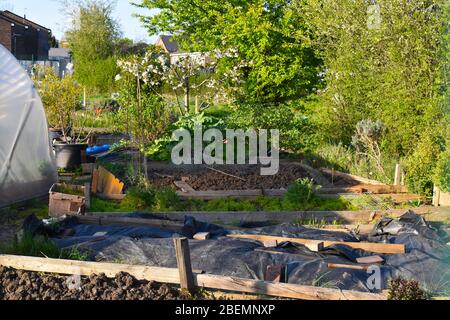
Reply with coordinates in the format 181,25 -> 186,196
0,199 -> 49,225
0,232 -> 88,261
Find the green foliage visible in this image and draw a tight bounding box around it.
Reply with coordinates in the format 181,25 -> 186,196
0,233 -> 88,261
388,278 -> 430,300
228,103 -> 317,154
282,178 -> 315,210
115,90 -> 171,148
145,112 -> 226,160
135,0 -> 322,105
404,133 -> 446,195
306,143 -> 395,184
300,0 -> 448,192
120,185 -> 182,212
434,149 -> 450,193
65,0 -> 120,93
90,197 -> 124,213
32,66 -> 82,132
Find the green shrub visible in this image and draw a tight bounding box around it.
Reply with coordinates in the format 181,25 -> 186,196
434,149 -> 450,193
228,103 -> 317,154
90,197 -> 124,212
282,178 -> 315,210
153,188 -> 183,211
120,186 -> 155,211
120,184 -> 182,212
405,134 -> 445,195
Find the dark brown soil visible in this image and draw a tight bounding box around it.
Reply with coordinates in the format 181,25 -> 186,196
0,267 -> 191,300
149,163 -> 313,190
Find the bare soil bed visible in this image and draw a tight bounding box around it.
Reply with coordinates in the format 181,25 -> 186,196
0,267 -> 190,300
148,162 -> 313,190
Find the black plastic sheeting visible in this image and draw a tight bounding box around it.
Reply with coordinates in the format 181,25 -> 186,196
31,211 -> 450,294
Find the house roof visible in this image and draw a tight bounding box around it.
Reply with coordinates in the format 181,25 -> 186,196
49,48 -> 71,59
157,35 -> 179,53
0,10 -> 51,31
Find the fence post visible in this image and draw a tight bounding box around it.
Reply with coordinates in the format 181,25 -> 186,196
394,163 -> 402,186
173,237 -> 195,294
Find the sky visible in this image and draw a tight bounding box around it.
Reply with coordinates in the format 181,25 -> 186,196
0,0 -> 158,43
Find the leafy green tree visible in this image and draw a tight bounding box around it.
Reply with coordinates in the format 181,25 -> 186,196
298,0 -> 448,193
134,0 -> 322,105
64,0 -> 121,93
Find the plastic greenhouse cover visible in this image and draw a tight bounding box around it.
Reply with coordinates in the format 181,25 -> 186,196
0,44 -> 57,208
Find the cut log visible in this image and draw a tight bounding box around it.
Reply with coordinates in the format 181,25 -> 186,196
227,234 -> 405,254
0,255 -> 386,300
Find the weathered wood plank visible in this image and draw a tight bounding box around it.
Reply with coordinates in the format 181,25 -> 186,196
174,181 -> 196,193
87,207 -> 434,225
327,263 -> 369,271
77,215 -> 183,231
0,255 -> 386,300
194,274 -> 385,300
227,234 -> 405,254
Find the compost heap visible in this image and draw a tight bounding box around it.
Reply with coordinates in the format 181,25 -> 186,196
26,211 -> 450,294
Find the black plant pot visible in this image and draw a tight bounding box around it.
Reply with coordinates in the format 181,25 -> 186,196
54,143 -> 88,169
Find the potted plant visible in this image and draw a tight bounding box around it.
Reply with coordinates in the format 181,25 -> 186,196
33,66 -> 88,169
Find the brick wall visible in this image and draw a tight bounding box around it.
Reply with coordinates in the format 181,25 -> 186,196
0,18 -> 12,51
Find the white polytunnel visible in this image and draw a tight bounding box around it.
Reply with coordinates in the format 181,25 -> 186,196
0,44 -> 57,208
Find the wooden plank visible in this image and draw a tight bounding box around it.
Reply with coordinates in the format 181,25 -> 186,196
174,181 -> 196,193
227,234 -> 405,254
0,255 -> 386,300
194,274 -> 386,300
193,232 -> 210,240
91,169 -> 99,193
173,238 -> 195,293
84,183 -> 91,210
327,263 -> 369,271
356,255 -> 384,264
318,185 -> 408,194
394,164 -> 402,186
0,254 -> 181,283
87,207 -> 435,225
305,241 -> 324,252
175,187 -> 414,200
177,189 -> 263,200
76,215 -> 183,231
